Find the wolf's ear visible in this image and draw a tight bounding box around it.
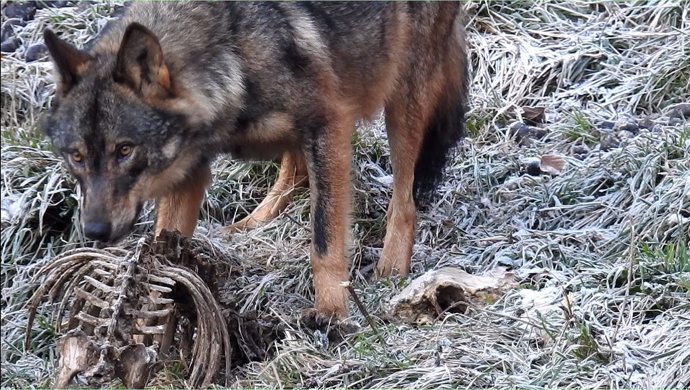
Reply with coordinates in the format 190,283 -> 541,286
113,23 -> 172,98
44,29 -> 93,94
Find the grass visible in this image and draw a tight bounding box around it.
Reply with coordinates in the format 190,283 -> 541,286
564,109 -> 599,145
2,0 -> 690,389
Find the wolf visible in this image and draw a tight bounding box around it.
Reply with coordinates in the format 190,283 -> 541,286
41,2 -> 469,321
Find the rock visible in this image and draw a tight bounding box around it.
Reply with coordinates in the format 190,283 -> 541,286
598,120 -> 615,129
502,177 -> 521,191
668,103 -> 690,120
36,1 -> 72,9
589,127 -> 607,140
524,157 -> 542,176
0,37 -> 20,53
510,122 -> 532,146
510,122 -> 549,146
572,143 -> 590,160
617,130 -> 634,142
668,117 -> 683,127
600,134 -> 620,151
614,120 -> 639,134
637,117 -> 656,131
24,43 -> 48,62
2,2 -> 37,21
530,127 -> 549,140
1,18 -> 25,42
76,1 -> 92,12
510,122 -> 530,138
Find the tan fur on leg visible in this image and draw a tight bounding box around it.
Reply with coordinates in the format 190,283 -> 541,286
155,165 -> 210,237
306,112 -> 355,320
375,108 -> 423,278
223,150 -> 308,233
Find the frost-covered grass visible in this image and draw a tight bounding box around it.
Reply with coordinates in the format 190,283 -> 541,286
2,1 -> 689,388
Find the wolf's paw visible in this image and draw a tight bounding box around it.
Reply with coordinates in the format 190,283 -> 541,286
299,308 -> 341,328
374,256 -> 410,281
220,205 -> 286,235
299,308 -> 360,344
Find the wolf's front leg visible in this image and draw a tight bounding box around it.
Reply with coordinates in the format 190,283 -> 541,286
155,164 -> 211,237
223,150 -> 308,233
301,116 -> 354,321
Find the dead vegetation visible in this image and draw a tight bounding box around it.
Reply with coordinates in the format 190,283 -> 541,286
2,0 -> 689,389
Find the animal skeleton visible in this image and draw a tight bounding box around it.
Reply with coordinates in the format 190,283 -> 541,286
25,231 -> 232,388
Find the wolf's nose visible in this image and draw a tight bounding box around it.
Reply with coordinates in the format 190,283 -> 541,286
84,221 -> 112,242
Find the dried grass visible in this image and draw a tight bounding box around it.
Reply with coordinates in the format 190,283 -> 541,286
2,1 -> 689,389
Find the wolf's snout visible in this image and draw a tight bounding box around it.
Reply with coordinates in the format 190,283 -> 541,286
84,220 -> 112,242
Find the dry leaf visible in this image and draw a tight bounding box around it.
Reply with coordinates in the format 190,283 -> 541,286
522,106 -> 546,124
539,154 -> 566,175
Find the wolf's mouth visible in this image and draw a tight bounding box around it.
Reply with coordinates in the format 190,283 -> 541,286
107,210 -> 142,244
87,207 -> 142,245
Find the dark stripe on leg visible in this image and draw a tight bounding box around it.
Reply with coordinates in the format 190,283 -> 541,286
302,115 -> 330,256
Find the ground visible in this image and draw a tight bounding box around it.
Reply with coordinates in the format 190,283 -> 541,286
1,1 -> 689,389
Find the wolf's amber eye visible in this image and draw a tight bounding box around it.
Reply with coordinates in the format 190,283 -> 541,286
71,151 -> 83,164
117,144 -> 133,158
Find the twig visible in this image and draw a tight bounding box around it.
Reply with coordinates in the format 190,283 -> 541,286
342,282 -> 386,346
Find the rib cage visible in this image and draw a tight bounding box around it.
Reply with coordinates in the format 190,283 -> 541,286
25,233 -> 232,388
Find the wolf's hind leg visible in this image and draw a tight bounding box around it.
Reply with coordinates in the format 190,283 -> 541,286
375,97 -> 425,278
155,163 -> 211,237
376,9 -> 467,277
223,150 -> 308,233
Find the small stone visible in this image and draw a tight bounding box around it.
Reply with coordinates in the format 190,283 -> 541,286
617,130 -> 634,142
669,103 -> 690,120
668,117 -> 683,127
76,1 -> 92,12
503,178 -> 520,191
637,117 -> 656,131
590,127 -> 607,139
510,122 -> 529,138
24,43 -> 48,62
572,144 -> 590,160
0,37 -> 20,53
510,122 -> 532,146
589,3 -> 606,12
1,18 -> 25,42
614,120 -> 639,134
36,1 -> 72,9
529,127 -> 549,140
600,134 -> 620,151
524,158 -> 542,176
598,120 -> 615,129
2,2 -> 37,21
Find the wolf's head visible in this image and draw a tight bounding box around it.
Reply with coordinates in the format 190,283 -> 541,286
42,23 -> 206,243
